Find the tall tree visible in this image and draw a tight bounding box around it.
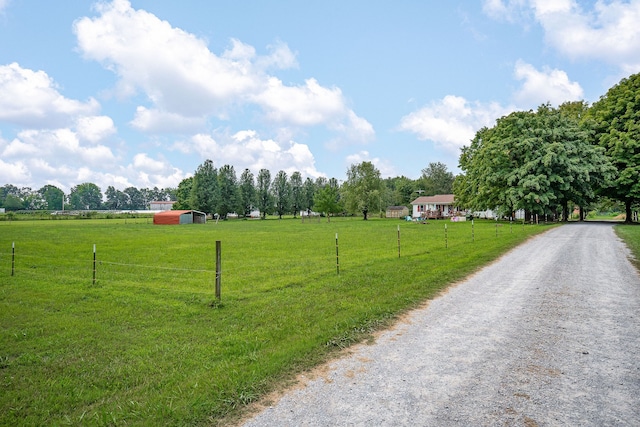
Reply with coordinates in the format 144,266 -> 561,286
124,186 -> 144,209
239,168 -> 256,218
313,178 -> 342,222
457,104 -> 612,220
105,186 -> 129,210
272,170 -> 291,219
419,162 -> 454,195
589,73 -> 640,223
37,185 -> 64,210
174,177 -> 194,210
217,164 -> 240,219
256,168 -> 273,219
289,171 -> 304,218
342,161 -> 382,220
302,177 -> 317,213
191,159 -> 219,215
69,183 -> 103,210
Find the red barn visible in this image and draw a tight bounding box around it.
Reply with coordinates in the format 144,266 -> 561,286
153,210 -> 207,225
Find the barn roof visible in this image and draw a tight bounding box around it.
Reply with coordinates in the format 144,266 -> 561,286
410,194 -> 455,205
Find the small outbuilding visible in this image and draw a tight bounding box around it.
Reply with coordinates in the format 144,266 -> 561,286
386,206 -> 409,218
153,210 -> 207,225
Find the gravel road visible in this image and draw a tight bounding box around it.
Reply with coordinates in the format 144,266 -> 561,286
242,223 -> 640,426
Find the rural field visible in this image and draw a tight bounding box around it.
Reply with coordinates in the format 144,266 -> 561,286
0,216 -> 574,425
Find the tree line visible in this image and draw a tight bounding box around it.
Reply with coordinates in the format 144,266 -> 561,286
173,160 -> 454,220
0,162 -> 455,219
455,72 -> 640,224
0,183 -> 175,211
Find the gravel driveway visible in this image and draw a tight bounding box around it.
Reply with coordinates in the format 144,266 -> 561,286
242,223 -> 640,426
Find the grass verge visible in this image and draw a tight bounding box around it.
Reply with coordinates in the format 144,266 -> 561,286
615,223 -> 640,270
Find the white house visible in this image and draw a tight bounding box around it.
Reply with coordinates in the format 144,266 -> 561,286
411,194 -> 458,219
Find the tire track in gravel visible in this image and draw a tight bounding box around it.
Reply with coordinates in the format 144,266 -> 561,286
242,223 -> 640,426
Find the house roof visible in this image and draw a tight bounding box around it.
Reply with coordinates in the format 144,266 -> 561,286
410,194 -> 455,205
387,206 -> 409,210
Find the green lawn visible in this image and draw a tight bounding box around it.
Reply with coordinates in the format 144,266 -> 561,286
1,217 -> 550,426
615,223 -> 640,270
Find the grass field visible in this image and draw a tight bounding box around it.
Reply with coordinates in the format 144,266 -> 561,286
1,217 -> 553,426
615,223 -> 640,270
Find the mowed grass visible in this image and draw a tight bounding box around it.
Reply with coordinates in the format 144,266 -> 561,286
615,223 -> 640,270
0,217 -> 550,426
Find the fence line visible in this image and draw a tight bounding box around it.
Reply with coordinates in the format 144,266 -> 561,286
98,260 -> 214,273
5,221 -> 532,293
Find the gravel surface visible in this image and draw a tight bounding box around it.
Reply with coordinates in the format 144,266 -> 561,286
242,223 -> 640,426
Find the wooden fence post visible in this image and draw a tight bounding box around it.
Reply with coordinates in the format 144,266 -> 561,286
397,225 -> 401,258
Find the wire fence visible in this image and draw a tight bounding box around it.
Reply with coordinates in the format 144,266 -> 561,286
2,219 -> 532,301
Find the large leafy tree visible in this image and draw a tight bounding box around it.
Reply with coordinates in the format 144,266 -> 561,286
37,185 -> 64,210
0,184 -> 30,210
239,169 -> 256,217
174,177 -> 194,210
313,178 -> 342,222
256,168 -> 273,219
191,159 -> 219,215
289,171 -> 304,218
69,182 -> 103,210
105,186 -> 129,210
272,170 -> 291,219
124,186 -> 144,209
342,161 -> 382,220
217,164 -> 240,219
302,177 -> 316,213
457,104 -> 611,220
419,162 -> 454,196
589,73 -> 640,223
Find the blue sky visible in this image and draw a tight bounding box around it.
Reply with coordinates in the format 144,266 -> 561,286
1,0 -> 639,192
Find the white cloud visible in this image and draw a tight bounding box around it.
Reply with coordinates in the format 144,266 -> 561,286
130,107 -> 206,133
74,0 -> 372,141
513,60 -> 584,106
132,153 -> 166,174
482,0 -> 530,22
0,158 -> 30,185
5,128 -> 117,168
175,130 -> 324,178
0,62 -> 99,127
534,0 -> 640,72
398,95 -> 513,154
345,151 -> 396,178
0,0 -> 10,14
255,77 -> 346,126
75,115 -> 116,143
484,0 -> 640,72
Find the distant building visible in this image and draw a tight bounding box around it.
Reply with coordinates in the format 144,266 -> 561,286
153,210 -> 206,225
411,194 -> 458,219
386,206 -> 409,218
149,201 -> 176,211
